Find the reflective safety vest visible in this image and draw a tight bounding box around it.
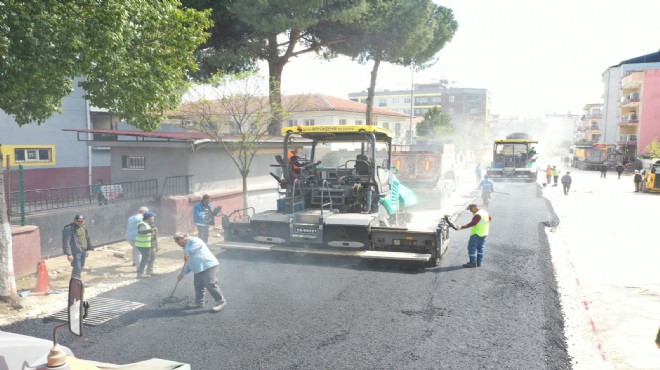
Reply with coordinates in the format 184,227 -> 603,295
470,209 -> 490,237
288,151 -> 301,171
135,221 -> 152,248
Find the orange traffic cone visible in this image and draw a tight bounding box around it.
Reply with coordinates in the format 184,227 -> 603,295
31,259 -> 51,296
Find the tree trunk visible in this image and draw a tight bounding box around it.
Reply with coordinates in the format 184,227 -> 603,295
366,57 -> 382,126
241,172 -> 249,216
0,169 -> 17,298
267,34 -> 286,136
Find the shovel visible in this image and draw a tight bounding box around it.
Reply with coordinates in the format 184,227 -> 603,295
163,261 -> 187,303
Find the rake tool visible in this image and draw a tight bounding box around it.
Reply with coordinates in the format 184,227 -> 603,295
163,260 -> 187,303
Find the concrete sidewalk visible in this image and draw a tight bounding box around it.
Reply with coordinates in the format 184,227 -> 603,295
542,164 -> 660,369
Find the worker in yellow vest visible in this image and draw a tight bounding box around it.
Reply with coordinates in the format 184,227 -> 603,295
456,203 -> 492,268
135,211 -> 158,278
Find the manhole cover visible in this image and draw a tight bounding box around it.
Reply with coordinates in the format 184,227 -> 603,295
50,297 -> 145,326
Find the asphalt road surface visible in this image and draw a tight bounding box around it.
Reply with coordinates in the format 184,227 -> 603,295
4,182 -> 572,369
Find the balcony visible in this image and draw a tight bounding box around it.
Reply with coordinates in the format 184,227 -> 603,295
621,71 -> 643,89
618,113 -> 639,126
617,134 -> 637,145
620,92 -> 641,107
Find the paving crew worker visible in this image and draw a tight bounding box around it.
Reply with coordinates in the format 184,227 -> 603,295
62,214 -> 94,279
552,166 -> 560,186
455,204 -> 492,268
125,206 -> 148,266
135,211 -> 158,278
477,175 -> 494,206
193,194 -> 222,244
174,232 -> 227,313
288,148 -> 309,175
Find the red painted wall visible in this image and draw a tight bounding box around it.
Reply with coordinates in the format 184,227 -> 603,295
640,70 -> 660,153
160,190 -> 244,236
15,166 -> 111,190
11,225 -> 42,279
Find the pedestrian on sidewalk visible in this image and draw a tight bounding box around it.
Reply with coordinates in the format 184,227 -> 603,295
62,214 -> 94,279
599,162 -> 608,179
174,232 -> 227,313
125,206 -> 148,267
552,166 -> 560,186
633,170 -> 643,192
475,163 -> 482,182
193,194 -> 222,244
561,172 -> 572,195
94,179 -> 108,206
455,204 -> 492,268
136,211 -> 158,278
615,163 -> 625,179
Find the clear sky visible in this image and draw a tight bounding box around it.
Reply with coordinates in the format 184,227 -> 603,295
266,0 -> 660,117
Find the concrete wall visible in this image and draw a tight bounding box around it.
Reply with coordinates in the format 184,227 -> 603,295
22,199 -> 160,258
11,226 -> 41,279
109,145 -> 279,193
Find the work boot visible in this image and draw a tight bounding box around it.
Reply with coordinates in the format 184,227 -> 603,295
212,301 -> 227,313
462,262 -> 477,268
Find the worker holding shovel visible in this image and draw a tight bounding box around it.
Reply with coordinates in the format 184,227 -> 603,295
173,232 -> 227,313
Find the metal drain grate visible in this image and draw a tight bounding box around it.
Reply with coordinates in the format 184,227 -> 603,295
50,297 -> 145,326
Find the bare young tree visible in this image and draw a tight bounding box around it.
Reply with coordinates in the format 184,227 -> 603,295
173,75 -> 307,212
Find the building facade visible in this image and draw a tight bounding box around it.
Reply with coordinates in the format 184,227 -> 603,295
347,83 -> 491,128
1,79 -> 116,190
618,69 -> 660,159
601,51 -> 660,152
575,103 -> 603,143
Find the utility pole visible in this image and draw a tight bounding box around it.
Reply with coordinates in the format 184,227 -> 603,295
409,67 -> 414,145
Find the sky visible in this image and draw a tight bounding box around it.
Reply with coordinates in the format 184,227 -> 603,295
262,0 -> 660,117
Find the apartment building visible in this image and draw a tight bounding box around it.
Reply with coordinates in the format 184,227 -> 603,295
576,103 -> 603,143
348,83 -> 491,128
618,69 -> 660,160
601,51 -> 660,149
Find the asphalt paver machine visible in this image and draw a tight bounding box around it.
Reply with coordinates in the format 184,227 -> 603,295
218,125 -> 455,267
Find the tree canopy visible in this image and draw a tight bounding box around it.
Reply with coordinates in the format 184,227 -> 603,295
181,0 -> 370,133
0,0 -> 212,130
0,0 -> 211,298
416,106 -> 454,138
312,0 -> 458,125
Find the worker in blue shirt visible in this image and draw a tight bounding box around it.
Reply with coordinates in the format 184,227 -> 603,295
174,232 -> 227,313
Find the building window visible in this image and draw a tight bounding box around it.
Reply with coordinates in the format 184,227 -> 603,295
378,98 -> 387,107
448,108 -> 454,115
339,119 -> 347,125
122,155 -> 145,170
416,97 -> 428,104
449,96 -> 455,102
355,120 -> 363,125
303,119 -> 315,126
395,123 -> 402,137
287,119 -> 297,127
430,96 -> 441,103
392,97 -> 399,104
404,97 -> 411,104
14,148 -> 52,163
382,122 -> 390,130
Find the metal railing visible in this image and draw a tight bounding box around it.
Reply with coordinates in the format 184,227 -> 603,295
161,175 -> 193,197
9,179 -> 158,214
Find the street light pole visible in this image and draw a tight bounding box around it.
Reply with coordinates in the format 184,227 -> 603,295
409,67 -> 414,145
